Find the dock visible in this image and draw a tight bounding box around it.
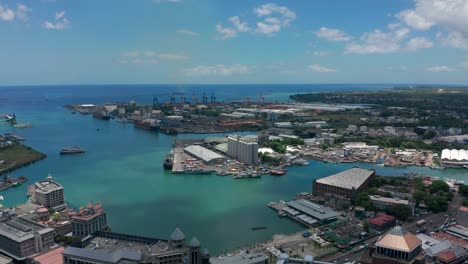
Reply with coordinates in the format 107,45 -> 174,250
0,175 -> 28,191
4,133 -> 26,141
172,147 -> 191,174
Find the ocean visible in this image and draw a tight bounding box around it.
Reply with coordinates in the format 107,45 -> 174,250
0,84 -> 466,254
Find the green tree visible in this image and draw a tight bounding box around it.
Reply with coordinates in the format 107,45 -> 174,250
389,204 -> 412,221
459,185 -> 468,196
363,221 -> 370,233
462,199 -> 468,206
429,180 -> 450,194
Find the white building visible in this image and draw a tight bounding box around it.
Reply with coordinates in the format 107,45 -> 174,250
441,149 -> 468,167
227,136 -> 259,165
33,174 -> 65,210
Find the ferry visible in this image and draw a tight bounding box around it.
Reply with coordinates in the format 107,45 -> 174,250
60,146 -> 86,155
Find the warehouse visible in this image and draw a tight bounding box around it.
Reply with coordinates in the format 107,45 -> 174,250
184,145 -> 227,165
313,168 -> 375,200
284,199 -> 338,225
441,149 -> 468,167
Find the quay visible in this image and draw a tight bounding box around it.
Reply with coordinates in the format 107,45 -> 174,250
268,199 -> 339,227
0,175 -> 28,191
4,133 -> 26,141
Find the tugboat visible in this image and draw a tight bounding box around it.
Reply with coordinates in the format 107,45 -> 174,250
134,119 -> 160,131
60,146 -> 86,155
163,155 -> 173,170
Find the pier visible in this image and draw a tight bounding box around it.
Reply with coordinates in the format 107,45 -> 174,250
0,175 -> 28,192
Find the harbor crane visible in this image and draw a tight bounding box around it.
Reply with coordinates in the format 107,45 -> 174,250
210,92 -> 216,103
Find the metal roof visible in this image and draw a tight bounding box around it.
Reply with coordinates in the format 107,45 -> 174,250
285,199 -> 338,221
184,145 -> 226,163
62,247 -> 141,263
315,168 -> 374,190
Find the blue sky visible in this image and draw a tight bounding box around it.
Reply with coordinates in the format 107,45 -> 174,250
1,0 -> 468,85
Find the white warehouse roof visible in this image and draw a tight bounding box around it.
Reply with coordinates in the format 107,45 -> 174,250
441,149 -> 468,161
184,145 -> 227,163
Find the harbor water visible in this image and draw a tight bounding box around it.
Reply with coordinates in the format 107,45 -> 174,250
0,84 -> 467,254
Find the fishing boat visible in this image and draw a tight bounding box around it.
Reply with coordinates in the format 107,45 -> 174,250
60,146 -> 86,155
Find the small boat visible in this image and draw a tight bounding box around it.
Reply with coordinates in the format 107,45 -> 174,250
60,146 -> 86,155
251,226 -> 267,231
270,169 -> 287,176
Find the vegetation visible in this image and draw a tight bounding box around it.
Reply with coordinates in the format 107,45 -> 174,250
459,184 -> 468,197
388,204 -> 412,221
0,143 -> 46,174
413,179 -> 452,212
462,199 -> 468,206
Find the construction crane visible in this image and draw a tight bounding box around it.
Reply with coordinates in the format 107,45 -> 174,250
210,92 -> 216,103
202,92 -> 208,104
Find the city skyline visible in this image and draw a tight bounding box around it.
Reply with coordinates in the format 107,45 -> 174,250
1,0 -> 468,85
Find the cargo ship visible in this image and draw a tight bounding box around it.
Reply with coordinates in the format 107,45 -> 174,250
60,146 -> 86,155
134,119 -> 160,131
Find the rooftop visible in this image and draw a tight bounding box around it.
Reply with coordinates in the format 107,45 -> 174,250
34,175 -> 63,194
369,195 -> 409,205
315,168 -> 374,190
375,226 -> 421,253
32,247 -> 64,264
285,199 -> 338,221
71,202 -> 105,221
0,213 -> 54,243
184,145 -> 226,163
63,247 -> 141,264
210,253 -> 268,264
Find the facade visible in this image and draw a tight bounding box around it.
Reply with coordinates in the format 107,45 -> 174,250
33,174 -> 65,209
369,195 -> 412,211
0,209 -> 55,261
63,229 -> 207,264
71,202 -> 108,237
373,226 -> 422,264
227,136 -> 259,165
313,168 -> 375,200
456,206 -> 468,227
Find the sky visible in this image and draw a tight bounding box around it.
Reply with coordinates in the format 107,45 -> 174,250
1,0 -> 468,85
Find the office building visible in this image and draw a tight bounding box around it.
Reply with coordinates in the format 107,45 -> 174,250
0,208 -> 55,261
227,136 -> 259,165
313,168 -> 375,200
71,202 -> 108,237
33,174 -> 65,210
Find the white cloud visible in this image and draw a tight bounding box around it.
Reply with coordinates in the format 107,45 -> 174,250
312,51 -> 330,57
253,3 -> 296,36
462,58 -> 468,68
396,0 -> 468,48
0,3 -> 31,22
15,4 -> 31,22
228,16 -> 249,32
426,65 -> 456,72
216,24 -> 237,39
255,22 -> 281,36
315,27 -> 351,42
308,64 -> 337,73
120,50 -> 189,64
176,29 -> 199,36
43,10 -> 69,30
406,37 -> 434,50
0,4 -> 15,21
181,64 -> 249,76
345,27 -> 411,54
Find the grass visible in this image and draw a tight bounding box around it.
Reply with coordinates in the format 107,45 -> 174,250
0,143 -> 46,174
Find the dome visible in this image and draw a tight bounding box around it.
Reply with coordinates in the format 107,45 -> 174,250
202,248 -> 209,256
170,228 -> 185,241
189,237 -> 200,247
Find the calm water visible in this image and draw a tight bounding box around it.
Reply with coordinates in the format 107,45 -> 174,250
0,84 -> 466,254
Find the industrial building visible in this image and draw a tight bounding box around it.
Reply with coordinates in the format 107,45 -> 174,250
313,168 -> 375,200
227,135 -> 259,165
456,206 -> 468,227
71,202 -> 108,237
62,229 -> 208,264
0,208 -> 55,261
184,145 -> 227,165
373,226 -> 423,264
369,195 -> 412,211
283,199 -> 338,225
32,174 -> 66,210
441,149 -> 468,167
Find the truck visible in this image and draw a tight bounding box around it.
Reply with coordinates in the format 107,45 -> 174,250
416,220 -> 427,227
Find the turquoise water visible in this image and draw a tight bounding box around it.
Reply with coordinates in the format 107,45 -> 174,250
0,84 -> 467,254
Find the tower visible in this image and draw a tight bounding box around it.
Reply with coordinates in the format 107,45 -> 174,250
170,228 -> 185,248
189,237 -> 201,264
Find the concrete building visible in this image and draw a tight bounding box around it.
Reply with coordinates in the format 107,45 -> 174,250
369,195 -> 412,210
313,168 -> 375,200
0,208 -> 55,261
456,206 -> 468,227
227,136 -> 259,165
63,229 -> 207,264
0,254 -> 12,264
71,202 -> 108,237
372,226 -> 423,264
33,174 -> 65,210
184,145 -> 227,165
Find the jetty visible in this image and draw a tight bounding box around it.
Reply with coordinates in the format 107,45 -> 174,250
0,175 -> 28,191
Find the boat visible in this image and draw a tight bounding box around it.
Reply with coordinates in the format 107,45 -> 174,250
13,123 -> 32,128
251,226 -> 268,231
60,146 -> 86,155
93,111 -> 111,120
278,211 -> 287,217
12,182 -> 21,187
270,169 -> 287,176
163,155 -> 173,170
134,120 -> 160,131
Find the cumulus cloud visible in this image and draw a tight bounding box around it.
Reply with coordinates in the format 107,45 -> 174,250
308,64 -> 337,73
0,3 -> 31,22
396,0 -> 468,48
181,64 -> 249,76
43,10 -> 70,30
345,27 -> 414,54
215,3 -> 295,39
120,50 -> 189,64
176,29 -> 199,36
315,27 -> 351,42
426,65 -> 456,72
406,37 -> 434,50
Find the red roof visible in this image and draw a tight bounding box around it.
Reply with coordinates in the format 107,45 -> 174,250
437,250 -> 457,263
459,206 -> 468,212
32,247 -> 64,264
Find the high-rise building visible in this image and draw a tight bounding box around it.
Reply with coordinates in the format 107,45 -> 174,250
227,136 -> 259,165
33,174 -> 65,210
71,202 -> 108,237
